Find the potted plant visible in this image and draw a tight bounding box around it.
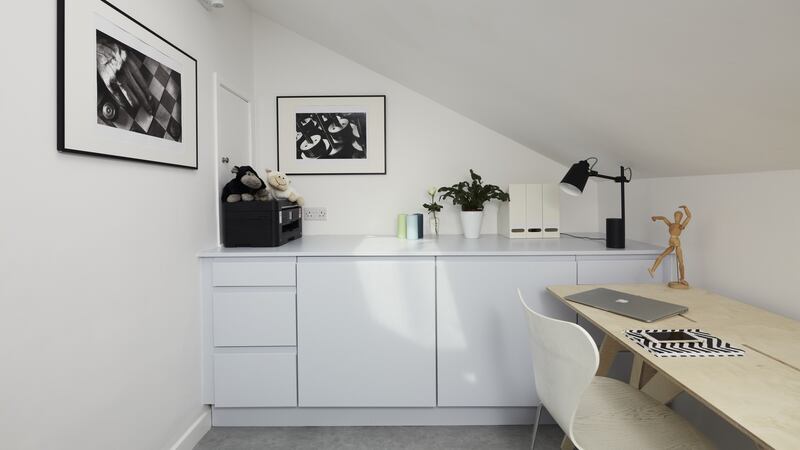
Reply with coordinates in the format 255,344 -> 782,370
423,187 -> 443,237
439,170 -> 510,238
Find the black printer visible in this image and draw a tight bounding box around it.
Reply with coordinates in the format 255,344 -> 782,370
221,199 -> 302,247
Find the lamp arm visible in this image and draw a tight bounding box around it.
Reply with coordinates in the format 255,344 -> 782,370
587,166 -> 630,223
588,170 -> 631,183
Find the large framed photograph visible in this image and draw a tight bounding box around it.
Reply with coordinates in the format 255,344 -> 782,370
58,0 -> 198,169
277,95 -> 386,175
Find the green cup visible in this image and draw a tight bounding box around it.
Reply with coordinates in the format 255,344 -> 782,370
397,214 -> 407,239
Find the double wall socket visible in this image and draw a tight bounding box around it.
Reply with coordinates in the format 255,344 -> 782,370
303,207 -> 327,221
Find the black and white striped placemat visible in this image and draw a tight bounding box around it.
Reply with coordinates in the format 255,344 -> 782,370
624,329 -> 745,357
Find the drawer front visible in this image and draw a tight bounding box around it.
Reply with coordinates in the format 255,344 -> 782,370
213,348 -> 297,407
577,256 -> 666,285
213,288 -> 296,347
212,257 -> 295,286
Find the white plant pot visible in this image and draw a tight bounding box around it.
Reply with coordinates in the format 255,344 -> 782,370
460,211 -> 484,239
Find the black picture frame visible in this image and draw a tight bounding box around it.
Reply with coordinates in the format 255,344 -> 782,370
57,0 -> 199,169
276,95 -> 387,175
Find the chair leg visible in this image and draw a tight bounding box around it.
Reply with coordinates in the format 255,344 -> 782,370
530,404 -> 543,450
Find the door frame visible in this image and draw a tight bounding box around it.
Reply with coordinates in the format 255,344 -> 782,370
213,72 -> 254,246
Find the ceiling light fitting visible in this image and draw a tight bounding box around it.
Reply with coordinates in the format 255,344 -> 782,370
199,0 -> 225,11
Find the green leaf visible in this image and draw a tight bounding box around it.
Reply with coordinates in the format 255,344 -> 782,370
438,170 -> 509,211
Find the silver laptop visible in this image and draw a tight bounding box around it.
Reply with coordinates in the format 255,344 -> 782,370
565,288 -> 688,323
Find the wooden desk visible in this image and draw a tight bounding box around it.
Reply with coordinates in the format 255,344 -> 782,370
547,284 -> 800,450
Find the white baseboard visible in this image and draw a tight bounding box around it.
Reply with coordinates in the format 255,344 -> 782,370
171,408 -> 212,450
211,406 -> 553,427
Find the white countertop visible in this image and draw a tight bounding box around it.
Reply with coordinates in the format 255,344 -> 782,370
198,234 -> 662,258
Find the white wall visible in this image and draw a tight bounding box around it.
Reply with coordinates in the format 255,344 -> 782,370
0,1 -> 252,449
252,15 -> 599,236
598,170 -> 800,320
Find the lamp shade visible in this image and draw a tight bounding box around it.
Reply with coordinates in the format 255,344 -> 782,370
560,160 -> 591,196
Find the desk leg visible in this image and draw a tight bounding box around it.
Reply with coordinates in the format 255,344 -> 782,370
629,354 -> 644,388
640,362 -> 657,387
641,372 -> 684,404
629,356 -> 659,389
596,336 -> 625,376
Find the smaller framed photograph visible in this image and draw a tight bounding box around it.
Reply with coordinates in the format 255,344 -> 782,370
277,95 -> 386,175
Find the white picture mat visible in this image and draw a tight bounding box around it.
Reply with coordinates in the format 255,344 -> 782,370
277,96 -> 385,175
62,0 -> 197,167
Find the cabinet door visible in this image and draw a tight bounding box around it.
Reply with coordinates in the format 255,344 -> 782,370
212,257 -> 296,286
213,287 -> 296,347
214,348 -> 297,407
576,255 -> 668,285
297,257 -> 436,407
437,256 -> 577,407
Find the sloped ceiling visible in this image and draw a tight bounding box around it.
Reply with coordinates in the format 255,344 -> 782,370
246,0 -> 800,178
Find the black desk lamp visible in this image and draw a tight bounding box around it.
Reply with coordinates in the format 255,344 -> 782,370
560,157 -> 631,248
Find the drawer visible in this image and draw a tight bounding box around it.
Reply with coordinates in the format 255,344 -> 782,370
212,257 -> 295,286
213,287 -> 296,347
213,348 -> 297,407
577,255 -> 665,285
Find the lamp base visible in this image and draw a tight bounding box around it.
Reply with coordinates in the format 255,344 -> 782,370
606,218 -> 625,248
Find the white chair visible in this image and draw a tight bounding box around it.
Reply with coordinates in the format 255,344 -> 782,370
518,289 -> 714,450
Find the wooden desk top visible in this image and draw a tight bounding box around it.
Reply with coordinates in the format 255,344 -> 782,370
548,284 -> 800,450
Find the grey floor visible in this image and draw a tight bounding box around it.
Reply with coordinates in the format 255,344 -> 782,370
195,425 -> 564,450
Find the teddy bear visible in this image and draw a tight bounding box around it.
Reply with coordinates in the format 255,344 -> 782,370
221,166 -> 271,203
264,169 -> 304,206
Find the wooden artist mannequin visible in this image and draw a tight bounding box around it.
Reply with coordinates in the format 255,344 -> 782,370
648,205 -> 691,289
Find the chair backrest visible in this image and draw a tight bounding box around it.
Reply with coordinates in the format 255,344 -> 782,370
518,289 -> 599,441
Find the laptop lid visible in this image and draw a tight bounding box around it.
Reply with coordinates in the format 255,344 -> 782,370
565,288 -> 688,323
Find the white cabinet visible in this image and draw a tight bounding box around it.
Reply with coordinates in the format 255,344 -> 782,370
200,238 -> 666,425
436,256 -> 577,407
577,255 -> 667,284
212,257 -> 295,286
296,257 -> 436,407
213,287 -> 296,347
214,348 -> 297,407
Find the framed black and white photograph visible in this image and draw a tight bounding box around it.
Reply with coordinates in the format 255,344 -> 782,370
277,95 -> 386,175
58,0 -> 198,169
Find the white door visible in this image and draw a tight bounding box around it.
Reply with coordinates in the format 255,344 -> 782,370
217,85 -> 252,193
436,256 -> 577,407
214,74 -> 252,244
296,257 -> 436,407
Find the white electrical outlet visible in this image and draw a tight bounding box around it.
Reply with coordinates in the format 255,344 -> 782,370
303,207 -> 327,221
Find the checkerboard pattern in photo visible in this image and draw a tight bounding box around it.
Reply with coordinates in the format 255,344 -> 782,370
99,54 -> 182,142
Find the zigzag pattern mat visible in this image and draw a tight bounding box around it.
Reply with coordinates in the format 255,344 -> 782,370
625,329 -> 745,358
